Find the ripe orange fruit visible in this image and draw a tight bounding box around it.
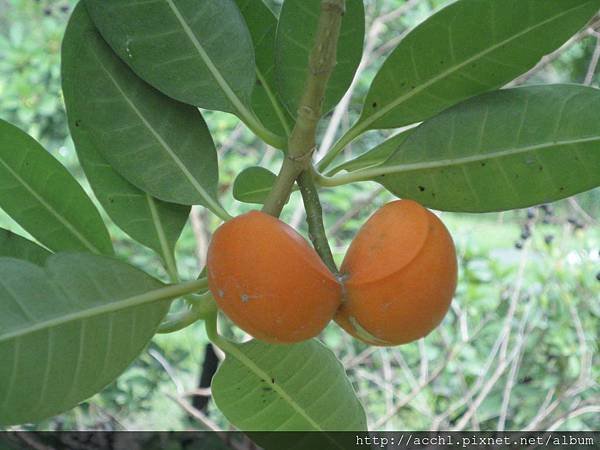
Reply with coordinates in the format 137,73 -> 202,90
207,211 -> 342,344
336,200 -> 457,346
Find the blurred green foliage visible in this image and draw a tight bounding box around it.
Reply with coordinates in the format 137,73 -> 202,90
0,0 -> 73,147
0,0 -> 598,433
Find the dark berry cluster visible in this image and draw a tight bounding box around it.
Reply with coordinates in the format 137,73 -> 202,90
33,0 -> 70,16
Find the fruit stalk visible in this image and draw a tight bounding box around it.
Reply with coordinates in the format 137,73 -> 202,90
262,0 -> 346,217
297,169 -> 338,273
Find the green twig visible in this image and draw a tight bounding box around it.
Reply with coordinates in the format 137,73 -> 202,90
157,292 -> 217,334
204,310 -> 230,351
297,170 -> 338,273
314,166 -> 376,187
316,121 -> 367,172
262,0 -> 346,217
146,194 -> 181,283
242,110 -> 288,150
208,201 -> 234,222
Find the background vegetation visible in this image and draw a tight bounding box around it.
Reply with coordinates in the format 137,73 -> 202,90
1,0 -> 598,432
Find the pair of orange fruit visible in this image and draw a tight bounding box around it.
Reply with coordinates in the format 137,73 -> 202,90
207,200 -> 457,346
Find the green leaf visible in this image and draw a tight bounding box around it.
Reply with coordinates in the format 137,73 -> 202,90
0,229 -> 51,266
75,137 -> 189,258
84,0 -> 255,115
358,0 -> 600,131
212,339 -> 367,434
0,119 -> 113,255
233,167 -> 277,204
378,85 -> 600,212
0,253 -> 171,425
62,4 -> 220,209
235,0 -> 293,137
331,130 -> 414,174
61,7 -> 190,256
276,0 -> 364,116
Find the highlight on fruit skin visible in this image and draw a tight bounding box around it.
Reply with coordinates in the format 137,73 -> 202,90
335,199 -> 457,346
207,211 -> 342,344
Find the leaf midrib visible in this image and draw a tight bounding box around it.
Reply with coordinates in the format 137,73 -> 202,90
91,48 -> 214,206
240,185 -> 270,200
380,135 -> 600,177
165,0 -> 251,116
0,154 -> 101,255
146,194 -> 176,273
255,66 -> 292,135
0,278 -> 204,344
220,340 -> 325,432
236,0 -> 290,136
360,1 -> 593,130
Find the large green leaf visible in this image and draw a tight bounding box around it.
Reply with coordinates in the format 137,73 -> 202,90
62,7 -> 189,256
74,136 -> 189,258
235,0 -> 293,137
0,119 -> 113,255
63,4 -> 220,209
212,339 -> 367,437
0,253 -> 171,425
357,0 -> 600,132
0,229 -> 51,266
276,0 -> 364,116
233,166 -> 277,205
378,85 -> 600,212
84,0 -> 255,115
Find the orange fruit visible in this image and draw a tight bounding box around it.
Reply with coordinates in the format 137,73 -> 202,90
207,211 -> 342,344
336,200 -> 457,346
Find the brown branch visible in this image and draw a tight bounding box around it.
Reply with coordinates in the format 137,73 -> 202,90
262,0 -> 346,216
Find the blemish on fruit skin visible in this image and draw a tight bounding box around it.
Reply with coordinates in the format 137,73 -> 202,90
217,289 -> 224,298
337,272 -> 349,281
240,293 -> 260,303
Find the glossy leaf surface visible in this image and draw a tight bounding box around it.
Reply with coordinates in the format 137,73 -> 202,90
233,166 -> 277,205
85,0 -> 255,114
0,119 -> 113,255
212,339 -> 367,434
358,0 -> 600,131
235,0 -> 293,137
62,10 -> 189,255
0,229 -> 51,266
0,253 -> 169,425
63,4 -> 220,208
379,85 -> 600,212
